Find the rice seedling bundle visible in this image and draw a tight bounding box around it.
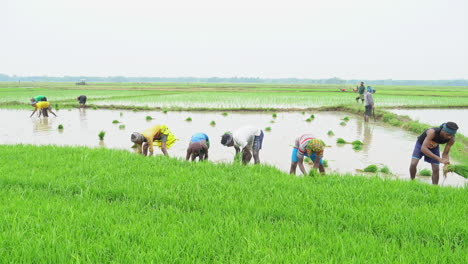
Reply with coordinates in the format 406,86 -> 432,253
443,164 -> 468,178
146,116 -> 153,121
310,114 -> 315,119
419,168 -> 431,176
336,138 -> 347,144
352,144 -> 362,151
119,125 -> 125,129
272,113 -> 277,118
98,131 -> 106,140
340,121 -> 346,126
342,116 -> 349,121
210,121 -> 216,126
58,124 -> 63,130
305,118 -> 312,122
351,140 -> 363,146
363,165 -> 378,173
327,130 -> 334,136
380,166 -> 391,174
222,112 -> 228,116
265,127 -> 272,132
112,120 -> 119,124
185,117 -> 192,122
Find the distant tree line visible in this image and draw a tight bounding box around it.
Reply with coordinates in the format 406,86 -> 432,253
0,73 -> 467,86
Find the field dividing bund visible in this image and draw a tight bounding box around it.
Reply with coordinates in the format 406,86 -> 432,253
0,145 -> 467,262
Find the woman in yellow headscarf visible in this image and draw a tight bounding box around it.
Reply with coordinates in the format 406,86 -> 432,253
130,125 -> 177,156
290,134 -> 326,175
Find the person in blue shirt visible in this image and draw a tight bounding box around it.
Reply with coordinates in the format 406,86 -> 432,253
186,132 -> 210,161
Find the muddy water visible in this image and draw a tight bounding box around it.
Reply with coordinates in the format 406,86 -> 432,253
1,109 -> 466,187
388,109 -> 468,135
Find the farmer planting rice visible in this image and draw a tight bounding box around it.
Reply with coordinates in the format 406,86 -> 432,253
290,134 -> 326,175
30,101 -> 57,117
355,82 -> 365,103
30,95 -> 47,104
221,126 -> 264,165
131,125 -> 177,156
410,122 -> 458,185
77,95 -> 87,108
186,132 -> 210,161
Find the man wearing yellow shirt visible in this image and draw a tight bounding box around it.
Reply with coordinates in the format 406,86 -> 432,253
130,125 -> 177,156
30,101 -> 57,117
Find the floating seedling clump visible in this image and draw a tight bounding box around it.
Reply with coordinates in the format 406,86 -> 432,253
112,120 -> 119,124
336,138 -> 347,144
363,165 -> 378,173
163,110 -> 168,114
92,106 -> 98,110
58,124 -> 63,130
310,114 -> 315,119
210,121 -> 216,126
133,108 -> 138,112
305,118 -> 312,122
419,169 -> 432,176
340,121 -> 347,126
119,125 -> 125,129
352,144 -> 363,151
146,116 -> 153,121
272,113 -> 277,118
98,131 -> 106,140
222,112 -> 228,116
322,159 -> 329,168
327,130 -> 334,136
342,116 -> 350,121
265,127 -> 272,132
351,140 -> 363,146
380,166 -> 391,174
185,117 -> 192,122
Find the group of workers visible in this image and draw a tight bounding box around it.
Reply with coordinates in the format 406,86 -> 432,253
130,125 -> 326,176
29,94 -> 460,184
29,95 -> 87,117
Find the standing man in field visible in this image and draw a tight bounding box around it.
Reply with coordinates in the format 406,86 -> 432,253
30,95 -> 47,103
409,122 -> 458,185
30,101 -> 57,117
355,82 -> 365,103
130,125 -> 177,156
186,132 -> 210,161
77,95 -> 87,108
221,126 -> 264,165
364,86 -> 374,122
290,134 -> 326,176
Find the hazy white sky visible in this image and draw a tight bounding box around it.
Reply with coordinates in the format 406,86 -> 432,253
1,0 -> 467,79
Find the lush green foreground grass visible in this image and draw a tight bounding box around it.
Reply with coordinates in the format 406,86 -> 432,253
0,145 -> 466,263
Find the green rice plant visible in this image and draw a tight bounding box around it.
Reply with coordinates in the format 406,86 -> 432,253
301,111 -> 305,115
308,169 -> 321,177
58,124 -> 63,130
389,118 -> 403,126
92,105 -> 98,110
304,157 -> 311,163
98,131 -> 105,140
210,121 -> 216,126
119,125 -> 125,129
443,165 -> 468,178
146,116 -> 153,121
352,144 -> 363,151
305,118 -> 312,122
265,127 -> 272,132
185,117 -> 192,122
342,116 -> 350,121
55,104 -> 59,110
327,130 -> 334,136
336,138 -> 347,144
340,121 -> 346,126
363,165 -> 378,173
419,168 -> 432,176
272,113 -> 277,118
163,110 -> 168,114
112,120 -> 119,124
380,166 -> 391,174
133,108 -> 138,112
270,120 -> 275,123
310,114 -> 315,119
233,152 -> 241,163
322,159 -> 328,168
222,112 -> 228,116
351,140 -> 363,146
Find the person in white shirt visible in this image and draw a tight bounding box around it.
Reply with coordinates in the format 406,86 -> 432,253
221,126 -> 264,165
364,86 -> 374,122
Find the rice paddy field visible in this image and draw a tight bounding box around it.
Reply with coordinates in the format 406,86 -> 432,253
0,81 -> 467,262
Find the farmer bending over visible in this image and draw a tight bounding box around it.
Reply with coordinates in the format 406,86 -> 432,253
30,101 -> 57,117
356,82 -> 365,103
77,95 -> 87,108
131,125 -> 177,156
290,134 -> 326,175
410,122 -> 458,185
186,132 -> 210,161
221,126 -> 264,165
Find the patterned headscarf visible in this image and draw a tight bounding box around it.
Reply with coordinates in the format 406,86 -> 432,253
306,139 -> 325,155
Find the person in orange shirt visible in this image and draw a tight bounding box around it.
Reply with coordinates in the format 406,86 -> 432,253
130,125 -> 177,156
30,101 -> 57,117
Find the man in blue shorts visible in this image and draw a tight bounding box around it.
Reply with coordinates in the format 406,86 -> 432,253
221,126 -> 264,165
290,134 -> 326,175
186,132 -> 210,161
409,122 -> 458,185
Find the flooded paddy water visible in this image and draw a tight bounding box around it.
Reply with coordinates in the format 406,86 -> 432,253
1,109 -> 466,187
388,109 -> 468,135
